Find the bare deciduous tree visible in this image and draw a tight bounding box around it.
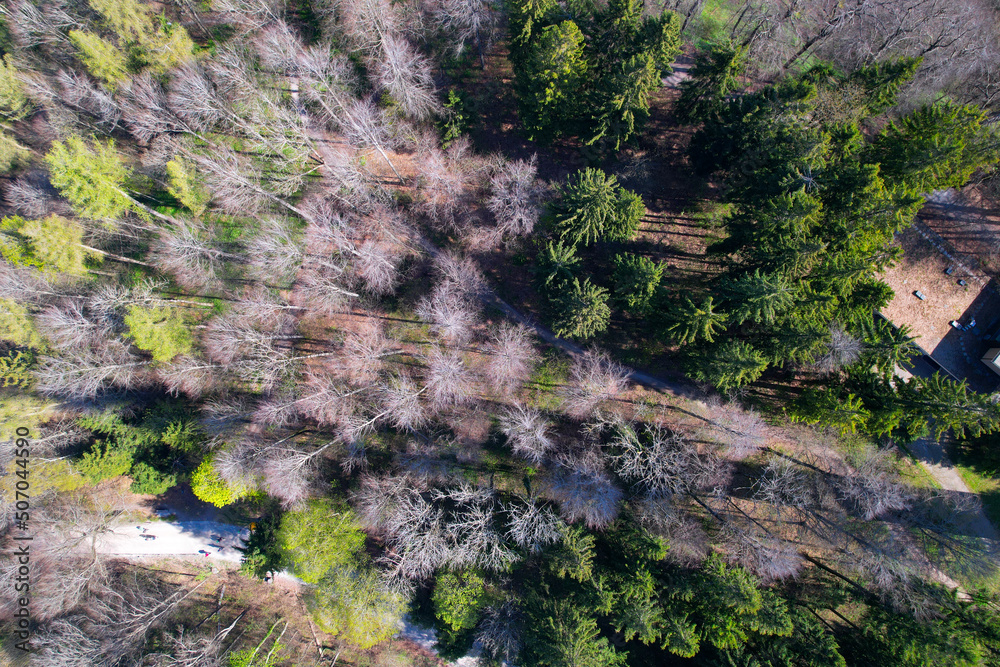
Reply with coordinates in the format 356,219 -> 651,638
547,448 -> 623,530
254,20 -> 304,74
303,199 -> 409,297
295,267 -> 356,316
247,218 -> 304,285
167,64 -> 227,134
326,0 -> 407,57
299,49 -> 407,183
296,370 -> 366,428
844,531 -> 919,605
5,175 -> 65,218
261,443 -> 331,508
380,373 -> 428,430
609,421 -> 721,501
424,347 -> 476,409
711,403 -> 769,460
151,221 -> 233,290
340,319 -> 394,385
376,34 -> 439,120
559,350 -> 631,419
634,494 -> 710,565
505,500 -> 562,552
120,74 -> 182,145
476,600 -> 523,663
376,483 -> 452,579
498,403 -> 554,464
441,486 -> 517,571
36,301 -> 116,352
433,249 -> 486,298
417,281 -> 480,344
547,466 -> 623,529
342,438 -> 370,474
252,391 -> 305,429
8,0 -> 74,48
214,439 -> 264,490
54,69 -> 121,130
34,342 -> 152,399
214,0 -> 283,32
483,322 -> 538,395
721,523 -> 802,582
203,309 -> 299,391
357,477 -> 516,577
837,445 -> 912,520
417,143 -> 473,231
752,456 -> 813,517
158,355 -> 223,398
815,324 -> 862,374
487,155 -> 545,240
34,571 -> 205,667
355,473 -> 419,530
201,394 -> 256,436
428,0 -> 502,66
0,262 -> 63,303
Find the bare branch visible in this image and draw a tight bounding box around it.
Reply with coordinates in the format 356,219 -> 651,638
487,155 -> 545,240
498,403 -> 554,464
483,322 -> 538,395
424,347 -> 476,409
559,349 -> 631,419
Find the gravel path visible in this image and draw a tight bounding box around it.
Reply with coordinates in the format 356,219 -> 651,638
909,437 -> 998,541
96,520 -> 250,562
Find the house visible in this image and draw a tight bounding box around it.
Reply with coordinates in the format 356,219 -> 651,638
879,224 -> 1000,392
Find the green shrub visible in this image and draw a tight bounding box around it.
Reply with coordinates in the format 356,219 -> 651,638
309,563 -> 407,649
0,54 -> 30,119
278,499 -> 366,584
69,30 -> 129,88
433,569 -> 491,632
0,349 -> 34,388
0,132 -> 28,173
191,457 -> 251,507
76,442 -> 133,484
0,215 -> 99,277
165,157 -> 210,216
45,136 -> 134,221
129,461 -> 176,495
0,298 -> 42,349
125,305 -> 193,362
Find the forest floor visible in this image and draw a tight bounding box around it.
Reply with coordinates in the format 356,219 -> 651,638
97,533 -> 468,665
126,562 -> 444,666
430,50 -> 1000,573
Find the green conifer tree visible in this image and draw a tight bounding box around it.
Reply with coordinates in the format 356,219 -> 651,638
550,277 -> 611,340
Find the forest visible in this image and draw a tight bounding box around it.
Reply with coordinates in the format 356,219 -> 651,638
2,0 -> 1000,665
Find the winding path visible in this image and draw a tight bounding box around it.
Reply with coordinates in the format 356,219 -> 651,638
909,436 -> 998,541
